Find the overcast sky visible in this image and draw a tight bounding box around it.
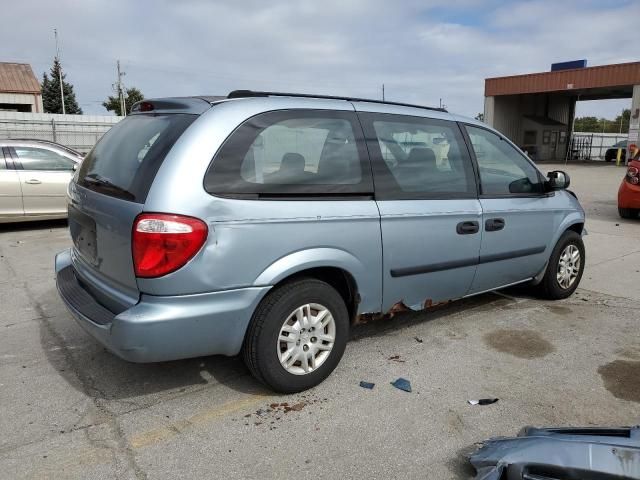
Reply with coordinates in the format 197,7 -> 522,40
2,0 -> 638,118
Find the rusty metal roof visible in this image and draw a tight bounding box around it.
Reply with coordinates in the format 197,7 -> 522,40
0,62 -> 41,94
485,61 -> 640,97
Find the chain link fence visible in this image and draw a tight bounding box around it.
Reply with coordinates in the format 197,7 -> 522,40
0,112 -> 122,154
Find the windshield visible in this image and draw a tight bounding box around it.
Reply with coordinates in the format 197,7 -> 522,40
77,114 -> 196,202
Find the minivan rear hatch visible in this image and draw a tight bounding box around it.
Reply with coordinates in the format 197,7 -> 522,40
69,106 -> 201,310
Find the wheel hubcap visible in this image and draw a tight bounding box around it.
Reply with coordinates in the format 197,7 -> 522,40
277,303 -> 336,375
557,244 -> 581,289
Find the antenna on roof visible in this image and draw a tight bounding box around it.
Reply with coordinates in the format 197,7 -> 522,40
54,28 -> 65,115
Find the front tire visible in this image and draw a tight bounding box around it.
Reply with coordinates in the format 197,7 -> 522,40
242,278 -> 349,393
619,207 -> 639,219
537,230 -> 585,300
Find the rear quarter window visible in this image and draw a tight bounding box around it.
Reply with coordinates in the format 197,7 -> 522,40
204,110 -> 372,197
77,114 -> 196,202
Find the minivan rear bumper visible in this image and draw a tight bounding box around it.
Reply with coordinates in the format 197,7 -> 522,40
55,248 -> 270,362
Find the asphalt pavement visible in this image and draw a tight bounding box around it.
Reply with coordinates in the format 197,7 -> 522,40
0,161 -> 638,479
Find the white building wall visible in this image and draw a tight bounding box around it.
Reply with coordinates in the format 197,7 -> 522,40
490,95 -> 522,143
0,92 -> 43,112
484,96 -> 495,125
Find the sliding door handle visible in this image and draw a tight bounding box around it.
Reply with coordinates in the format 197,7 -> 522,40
485,218 -> 505,232
456,221 -> 479,235
25,179 -> 42,184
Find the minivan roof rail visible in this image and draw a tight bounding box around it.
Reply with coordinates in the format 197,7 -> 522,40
226,90 -> 448,113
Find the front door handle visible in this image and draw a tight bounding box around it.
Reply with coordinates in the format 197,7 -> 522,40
456,221 -> 480,235
25,179 -> 42,184
485,218 -> 505,232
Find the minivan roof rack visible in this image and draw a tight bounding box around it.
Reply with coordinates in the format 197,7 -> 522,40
226,90 -> 447,113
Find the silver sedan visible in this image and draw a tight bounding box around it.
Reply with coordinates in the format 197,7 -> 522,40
0,140 -> 82,223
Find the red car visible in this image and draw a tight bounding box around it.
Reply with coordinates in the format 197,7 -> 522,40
618,147 -> 640,219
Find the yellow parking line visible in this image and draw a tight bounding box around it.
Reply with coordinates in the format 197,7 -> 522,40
129,395 -> 268,449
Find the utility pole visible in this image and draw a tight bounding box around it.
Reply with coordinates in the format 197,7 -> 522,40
619,108 -> 624,134
54,29 -> 65,115
382,84 -> 385,101
116,60 -> 127,116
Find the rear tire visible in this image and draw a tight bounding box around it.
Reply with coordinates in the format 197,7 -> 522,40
619,207 -> 639,219
537,230 -> 585,300
242,278 -> 349,393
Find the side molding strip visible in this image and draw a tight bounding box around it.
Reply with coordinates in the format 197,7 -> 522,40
390,246 -> 546,278
390,257 -> 478,278
479,246 -> 546,264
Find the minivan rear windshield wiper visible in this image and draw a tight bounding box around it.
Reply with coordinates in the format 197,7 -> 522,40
82,173 -> 135,201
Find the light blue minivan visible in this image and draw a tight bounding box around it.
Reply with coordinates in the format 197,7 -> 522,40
55,91 -> 585,392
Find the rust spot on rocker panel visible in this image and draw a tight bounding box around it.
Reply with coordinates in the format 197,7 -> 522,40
389,301 -> 411,316
354,298 -> 453,325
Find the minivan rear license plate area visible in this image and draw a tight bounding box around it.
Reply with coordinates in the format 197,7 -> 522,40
68,204 -> 98,264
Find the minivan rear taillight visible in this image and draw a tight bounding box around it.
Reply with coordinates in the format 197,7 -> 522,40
132,214 -> 208,278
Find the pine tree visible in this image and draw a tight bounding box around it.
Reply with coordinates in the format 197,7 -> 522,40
41,58 -> 82,114
103,87 -> 144,116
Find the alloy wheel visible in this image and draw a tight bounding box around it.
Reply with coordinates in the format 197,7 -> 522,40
277,303 -> 336,375
557,244 -> 581,289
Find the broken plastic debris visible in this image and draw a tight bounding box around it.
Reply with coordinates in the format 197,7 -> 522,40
391,378 -> 412,392
468,398 -> 499,406
359,381 -> 375,389
414,336 -> 424,343
388,355 -> 406,363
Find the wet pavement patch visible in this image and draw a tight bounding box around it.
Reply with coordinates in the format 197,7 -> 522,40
598,360 -> 640,403
547,305 -> 572,315
483,329 -> 555,359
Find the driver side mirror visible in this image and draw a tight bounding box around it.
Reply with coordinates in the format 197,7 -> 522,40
546,170 -> 570,190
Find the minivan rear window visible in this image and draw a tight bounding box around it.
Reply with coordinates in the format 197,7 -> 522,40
77,114 -> 196,202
